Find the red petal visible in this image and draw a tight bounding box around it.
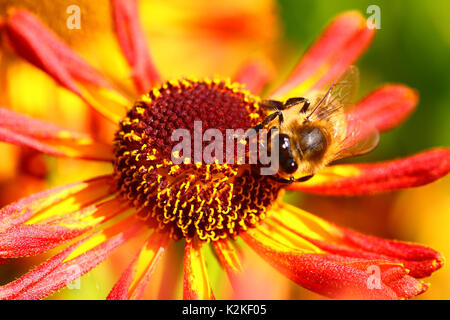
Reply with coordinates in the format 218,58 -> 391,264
267,201 -> 443,279
349,85 -> 418,132
322,226 -> 442,279
107,231 -> 170,300
183,239 -> 215,300
0,238 -> 85,300
285,232 -> 442,279
270,11 -> 375,99
233,59 -> 273,95
0,107 -> 113,160
241,227 -> 427,299
0,196 -> 129,258
389,276 -> 428,298
112,0 -> 160,93
288,148 -> 450,195
0,216 -> 145,300
0,175 -> 112,232
3,9 -> 129,122
0,225 -> 91,259
4,10 -> 109,88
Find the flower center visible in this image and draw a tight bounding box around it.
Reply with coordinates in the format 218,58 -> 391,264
113,78 -> 282,242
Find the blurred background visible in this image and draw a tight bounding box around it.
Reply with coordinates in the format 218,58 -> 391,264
0,0 -> 449,299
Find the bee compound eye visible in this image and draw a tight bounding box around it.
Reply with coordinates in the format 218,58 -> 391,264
278,134 -> 290,151
281,157 -> 298,174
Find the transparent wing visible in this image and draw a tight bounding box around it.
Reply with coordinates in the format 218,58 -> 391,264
327,65 -> 360,106
307,66 -> 360,120
333,113 -> 380,161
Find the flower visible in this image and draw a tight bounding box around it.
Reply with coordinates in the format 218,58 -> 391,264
0,2 -> 449,300
0,0 -> 279,207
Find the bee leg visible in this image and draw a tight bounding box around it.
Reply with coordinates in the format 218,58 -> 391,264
268,175 -> 295,184
276,111 -> 284,125
260,100 -> 283,111
284,97 -> 307,109
295,174 -> 314,182
245,111 -> 283,137
300,99 -> 310,113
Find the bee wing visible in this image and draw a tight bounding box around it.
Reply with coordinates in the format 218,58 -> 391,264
308,66 -> 360,120
333,113 -> 380,161
327,65 -> 359,107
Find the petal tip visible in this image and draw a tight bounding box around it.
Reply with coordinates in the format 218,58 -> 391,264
434,255 -> 445,270
334,10 -> 374,33
419,281 -> 430,295
339,10 -> 366,22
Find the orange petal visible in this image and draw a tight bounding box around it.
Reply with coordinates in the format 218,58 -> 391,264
241,224 -> 428,299
0,107 -> 113,160
112,0 -> 160,93
288,148 -> 450,195
270,11 -> 375,99
233,59 -> 274,95
0,196 -> 130,258
266,201 -> 443,278
349,85 -> 418,132
183,239 -> 215,300
3,9 -> 130,122
212,239 -> 243,289
107,231 -> 170,300
0,215 -> 146,300
0,175 -> 113,232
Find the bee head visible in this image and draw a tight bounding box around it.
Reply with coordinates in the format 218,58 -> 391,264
277,133 -> 298,175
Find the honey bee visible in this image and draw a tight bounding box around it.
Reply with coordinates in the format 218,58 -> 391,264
249,66 -> 380,183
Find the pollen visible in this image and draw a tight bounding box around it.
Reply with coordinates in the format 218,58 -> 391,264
113,78 -> 282,242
